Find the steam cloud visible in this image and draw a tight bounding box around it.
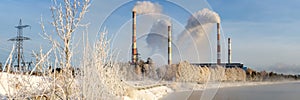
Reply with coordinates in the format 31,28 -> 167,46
146,19 -> 171,53
177,8 -> 221,46
132,1 -> 162,14
132,1 -> 170,55
150,19 -> 171,34
132,2 -> 221,63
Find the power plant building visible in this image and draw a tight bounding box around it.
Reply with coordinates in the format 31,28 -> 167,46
130,12 -> 244,68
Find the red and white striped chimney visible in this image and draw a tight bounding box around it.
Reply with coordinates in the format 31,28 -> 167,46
168,25 -> 172,65
217,23 -> 221,65
132,11 -> 137,64
228,38 -> 231,64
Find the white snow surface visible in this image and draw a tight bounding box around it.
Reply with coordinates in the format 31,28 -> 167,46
122,80 -> 300,100
123,85 -> 173,100
0,72 -> 50,98
0,72 -> 298,100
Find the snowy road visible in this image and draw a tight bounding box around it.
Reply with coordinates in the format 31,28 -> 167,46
162,81 -> 300,100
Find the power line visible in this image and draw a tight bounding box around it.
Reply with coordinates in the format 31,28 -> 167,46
8,19 -> 31,71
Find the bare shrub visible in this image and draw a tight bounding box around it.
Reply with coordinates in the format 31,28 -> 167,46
224,67 -> 246,82
156,66 -> 167,80
37,0 -> 91,99
118,63 -> 141,81
160,64 -> 177,81
175,61 -> 210,83
0,0 -> 133,99
81,31 -> 131,99
236,67 -> 246,81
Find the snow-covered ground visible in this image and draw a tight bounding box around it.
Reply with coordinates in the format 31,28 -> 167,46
168,81 -> 300,92
0,72 -> 50,98
0,72 -> 298,100
122,80 -> 300,100
123,85 -> 173,100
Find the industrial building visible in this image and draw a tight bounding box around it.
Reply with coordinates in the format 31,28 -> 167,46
191,63 -> 244,68
130,11 -> 244,68
192,24 -> 244,68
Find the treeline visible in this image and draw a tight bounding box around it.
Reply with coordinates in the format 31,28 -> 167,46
119,61 -> 299,83
246,68 -> 299,81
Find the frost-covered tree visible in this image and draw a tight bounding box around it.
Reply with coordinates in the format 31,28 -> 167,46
39,0 -> 90,99
50,0 -> 90,69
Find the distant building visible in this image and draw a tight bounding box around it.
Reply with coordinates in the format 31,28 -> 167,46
191,63 -> 244,68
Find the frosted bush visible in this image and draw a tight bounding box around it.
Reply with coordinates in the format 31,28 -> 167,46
209,66 -> 225,81
80,31 -> 133,99
224,67 -> 246,82
175,61 -> 210,83
171,61 -> 246,83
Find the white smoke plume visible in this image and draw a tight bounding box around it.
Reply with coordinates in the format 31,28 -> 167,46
132,1 -> 171,62
150,19 -> 171,34
146,19 -> 171,53
187,8 -> 220,26
177,8 -> 221,46
132,1 -> 162,14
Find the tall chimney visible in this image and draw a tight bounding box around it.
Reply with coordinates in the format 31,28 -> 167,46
132,11 -> 137,64
228,38 -> 231,64
217,23 -> 221,65
168,25 -> 172,65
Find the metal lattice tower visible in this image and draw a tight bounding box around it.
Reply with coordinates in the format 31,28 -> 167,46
8,19 -> 30,71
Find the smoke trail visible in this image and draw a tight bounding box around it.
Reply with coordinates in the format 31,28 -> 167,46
177,8 -> 221,46
132,1 -> 170,61
187,8 -> 220,26
132,1 -> 162,14
132,1 -> 164,51
150,19 -> 171,34
146,19 -> 171,53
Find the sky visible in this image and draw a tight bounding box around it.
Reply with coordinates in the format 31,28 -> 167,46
0,0 -> 299,74
208,0 -> 300,73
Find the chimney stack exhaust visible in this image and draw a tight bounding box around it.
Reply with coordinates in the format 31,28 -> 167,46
217,23 -> 221,65
228,38 -> 231,64
132,11 -> 137,64
168,25 -> 172,65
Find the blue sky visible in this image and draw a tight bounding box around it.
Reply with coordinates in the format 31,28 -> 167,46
209,0 -> 300,22
0,0 -> 52,62
208,0 -> 300,71
0,0 -> 299,74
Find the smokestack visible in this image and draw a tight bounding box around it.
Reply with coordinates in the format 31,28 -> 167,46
132,11 -> 137,64
217,23 -> 221,65
168,25 -> 172,65
228,38 -> 231,64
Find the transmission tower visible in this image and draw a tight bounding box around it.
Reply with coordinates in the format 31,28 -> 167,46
8,19 -> 31,71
